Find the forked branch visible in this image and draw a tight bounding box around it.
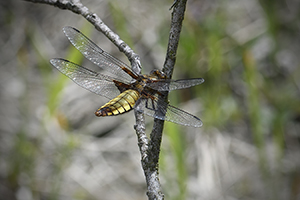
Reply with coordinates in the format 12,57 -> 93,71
24,0 -> 187,199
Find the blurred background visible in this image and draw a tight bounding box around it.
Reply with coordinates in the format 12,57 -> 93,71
1,0 -> 300,199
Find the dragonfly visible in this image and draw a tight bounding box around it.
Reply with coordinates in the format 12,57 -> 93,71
50,27 -> 204,127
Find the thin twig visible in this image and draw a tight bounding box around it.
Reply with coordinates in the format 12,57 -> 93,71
142,1 -> 188,199
163,0 -> 187,78
24,0 -> 141,74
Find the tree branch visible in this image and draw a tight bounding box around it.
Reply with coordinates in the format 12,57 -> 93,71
163,0 -> 187,78
140,1 -> 188,199
24,0 -> 141,74
24,0 -> 188,199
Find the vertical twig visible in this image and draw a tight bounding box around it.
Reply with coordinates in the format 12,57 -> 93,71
163,0 -> 187,78
140,1 -> 188,199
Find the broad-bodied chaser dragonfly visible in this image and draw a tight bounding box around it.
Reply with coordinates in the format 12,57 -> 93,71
50,27 -> 204,127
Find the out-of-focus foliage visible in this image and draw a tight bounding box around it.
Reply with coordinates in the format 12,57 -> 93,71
0,0 -> 299,200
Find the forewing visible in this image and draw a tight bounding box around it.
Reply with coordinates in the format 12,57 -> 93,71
135,95 -> 202,127
146,78 -> 204,91
50,58 -> 120,99
63,26 -> 133,83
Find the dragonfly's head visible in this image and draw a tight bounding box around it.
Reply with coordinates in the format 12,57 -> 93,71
149,70 -> 167,79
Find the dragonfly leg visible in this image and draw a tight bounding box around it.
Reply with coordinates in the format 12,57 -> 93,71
145,98 -> 156,111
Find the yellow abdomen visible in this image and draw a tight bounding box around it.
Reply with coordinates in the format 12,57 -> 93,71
95,89 -> 140,117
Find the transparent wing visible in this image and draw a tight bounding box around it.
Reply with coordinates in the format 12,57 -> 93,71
135,95 -> 202,127
63,26 -> 133,83
50,58 -> 120,99
146,78 -> 204,91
